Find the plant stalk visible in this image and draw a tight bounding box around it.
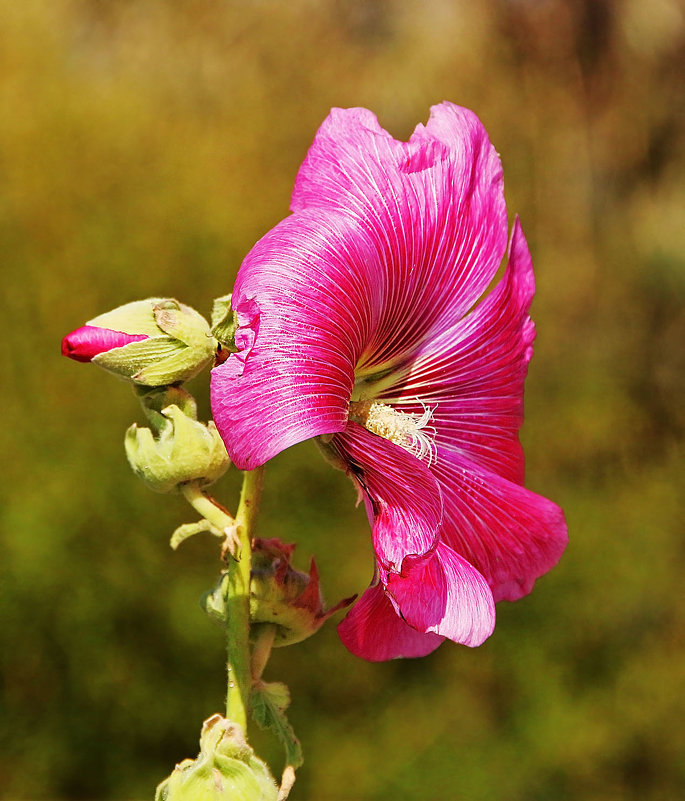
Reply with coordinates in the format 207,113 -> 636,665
181,469 -> 264,731
225,466 -> 265,729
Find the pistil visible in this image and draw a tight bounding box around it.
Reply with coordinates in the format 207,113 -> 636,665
348,400 -> 437,465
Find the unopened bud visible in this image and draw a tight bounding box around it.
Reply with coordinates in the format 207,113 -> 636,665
250,538 -> 355,647
125,404 -> 230,493
155,714 -> 278,801
62,298 -> 215,386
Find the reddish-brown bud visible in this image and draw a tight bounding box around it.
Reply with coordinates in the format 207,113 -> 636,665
250,538 -> 355,647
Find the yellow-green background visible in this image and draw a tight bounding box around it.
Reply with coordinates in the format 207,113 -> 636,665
2,1 -> 683,799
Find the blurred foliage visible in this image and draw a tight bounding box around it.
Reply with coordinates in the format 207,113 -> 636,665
1,0 -> 684,799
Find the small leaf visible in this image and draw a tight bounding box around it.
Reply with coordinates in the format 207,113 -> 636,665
170,520 -> 223,550
202,573 -> 230,624
250,681 -> 303,770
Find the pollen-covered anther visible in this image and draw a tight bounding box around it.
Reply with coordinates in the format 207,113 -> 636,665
349,400 -> 437,466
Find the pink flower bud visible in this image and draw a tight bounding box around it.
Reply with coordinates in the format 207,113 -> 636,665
61,299 -> 216,385
61,325 -> 148,363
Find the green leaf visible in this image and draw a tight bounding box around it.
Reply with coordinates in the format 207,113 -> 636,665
250,681 -> 303,770
201,573 -> 230,624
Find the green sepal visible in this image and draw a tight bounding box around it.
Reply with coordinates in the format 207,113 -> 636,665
93,337 -> 190,385
314,435 -> 350,472
153,300 -> 215,350
250,681 -> 303,771
211,294 -> 239,352
89,298 -> 216,386
136,386 -> 198,433
89,298 -> 169,337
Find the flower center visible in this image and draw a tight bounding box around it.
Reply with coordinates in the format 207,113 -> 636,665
348,400 -> 437,466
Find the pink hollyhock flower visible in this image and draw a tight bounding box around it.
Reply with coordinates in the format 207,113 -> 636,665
211,102 -> 568,661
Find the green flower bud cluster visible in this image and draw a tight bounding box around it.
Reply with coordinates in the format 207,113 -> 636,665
155,714 -> 278,801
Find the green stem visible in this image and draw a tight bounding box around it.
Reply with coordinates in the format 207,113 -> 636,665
180,482 -> 240,558
180,483 -> 235,532
251,624 -> 277,682
180,472 -> 264,732
225,466 -> 265,729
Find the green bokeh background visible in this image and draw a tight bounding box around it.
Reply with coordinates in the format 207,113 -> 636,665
2,1 -> 684,799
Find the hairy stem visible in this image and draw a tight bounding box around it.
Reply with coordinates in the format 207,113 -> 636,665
225,466 -> 265,729
180,483 -> 235,532
180,483 -> 239,556
180,472 -> 264,731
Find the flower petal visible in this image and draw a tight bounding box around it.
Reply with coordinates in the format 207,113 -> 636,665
331,423 -> 442,571
330,425 -> 494,653
383,217 -> 536,484
61,325 -> 148,363
290,102 -> 508,368
337,582 -> 444,661
211,211 -> 376,469
432,448 -> 568,602
385,541 -> 496,647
